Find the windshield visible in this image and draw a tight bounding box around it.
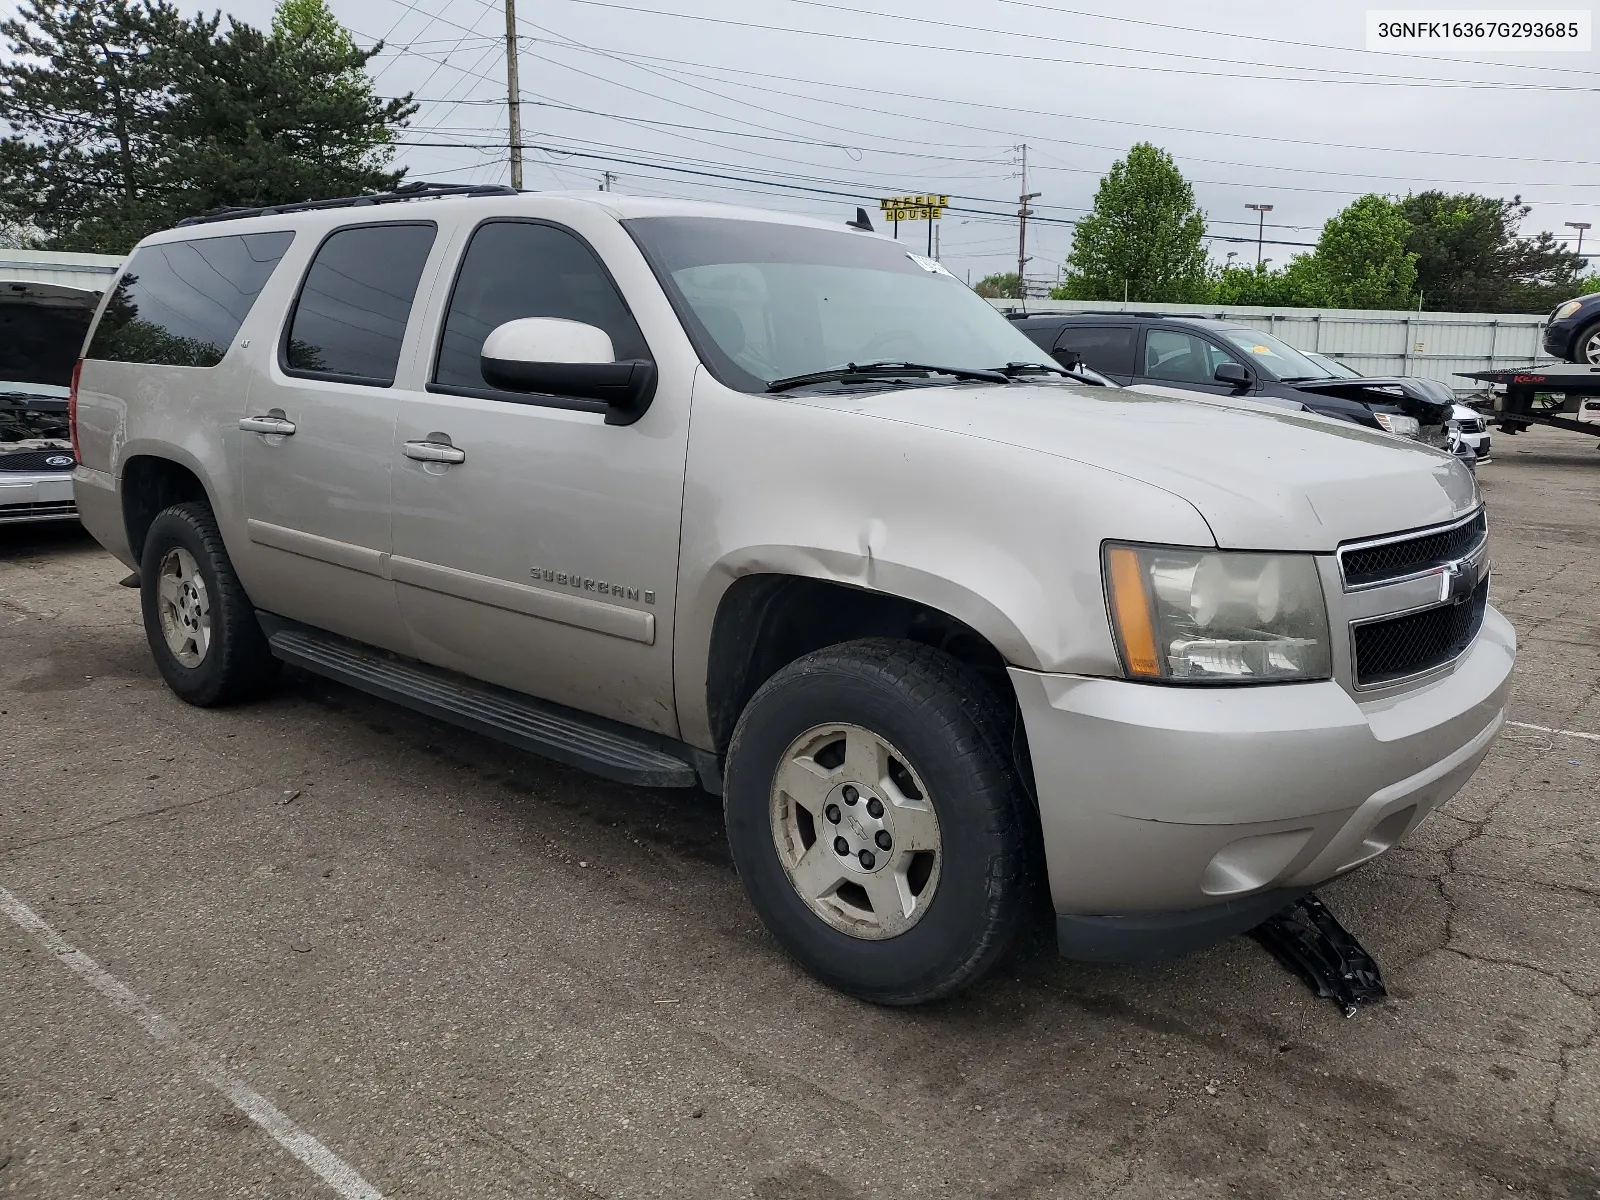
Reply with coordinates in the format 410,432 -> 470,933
625,216 -> 1052,392
1305,353 -> 1361,379
1214,328 -> 1333,382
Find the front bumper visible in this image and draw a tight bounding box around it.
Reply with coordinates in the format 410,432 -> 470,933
1011,606 -> 1515,961
0,470 -> 76,524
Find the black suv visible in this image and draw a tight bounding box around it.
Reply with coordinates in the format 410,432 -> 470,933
1010,312 -> 1457,443
1543,293 -> 1600,365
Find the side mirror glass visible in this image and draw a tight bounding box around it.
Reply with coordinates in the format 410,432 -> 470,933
480,317 -> 657,425
1213,361 -> 1250,389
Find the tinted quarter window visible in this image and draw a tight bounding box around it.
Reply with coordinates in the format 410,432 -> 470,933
434,221 -> 649,391
87,232 -> 294,367
284,223 -> 436,385
1143,329 -> 1237,384
1052,326 -> 1134,376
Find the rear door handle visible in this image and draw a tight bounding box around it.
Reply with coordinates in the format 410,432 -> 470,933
240,416 -> 297,435
403,440 -> 466,465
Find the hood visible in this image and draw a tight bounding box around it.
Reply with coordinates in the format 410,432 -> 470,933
815,381 -> 1477,552
1291,375 -> 1456,423
0,280 -> 99,389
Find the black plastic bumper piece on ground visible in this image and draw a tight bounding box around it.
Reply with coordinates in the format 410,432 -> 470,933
260,616 -> 703,790
1055,887 -> 1308,964
1250,893 -> 1386,1016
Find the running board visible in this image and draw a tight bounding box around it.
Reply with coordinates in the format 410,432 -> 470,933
264,622 -> 702,789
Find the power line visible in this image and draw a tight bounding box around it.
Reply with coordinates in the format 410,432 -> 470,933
736,0 -> 1600,91
551,0 -> 1598,93
533,38 -> 1600,169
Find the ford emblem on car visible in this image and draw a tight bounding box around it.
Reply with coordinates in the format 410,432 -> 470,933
46,455 -> 75,467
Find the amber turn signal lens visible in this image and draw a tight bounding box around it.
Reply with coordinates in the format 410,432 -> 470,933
1106,545 -> 1161,679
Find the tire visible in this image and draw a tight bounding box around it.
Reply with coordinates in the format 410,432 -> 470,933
1573,320 -> 1600,367
724,638 -> 1034,1005
139,501 -> 279,706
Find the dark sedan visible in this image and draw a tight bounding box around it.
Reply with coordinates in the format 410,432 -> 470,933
1543,293 -> 1600,365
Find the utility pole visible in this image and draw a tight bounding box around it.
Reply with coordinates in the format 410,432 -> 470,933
1245,203 -> 1273,267
1016,144 -> 1040,300
934,223 -> 940,261
504,0 -> 523,190
599,171 -> 617,192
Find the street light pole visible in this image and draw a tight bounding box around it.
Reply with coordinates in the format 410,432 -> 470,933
1245,203 -> 1273,268
1568,221 -> 1592,258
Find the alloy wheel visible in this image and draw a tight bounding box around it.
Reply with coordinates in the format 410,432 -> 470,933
769,722 -> 942,939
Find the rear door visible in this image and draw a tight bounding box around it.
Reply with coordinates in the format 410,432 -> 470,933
237,221 -> 438,652
1051,323 -> 1136,384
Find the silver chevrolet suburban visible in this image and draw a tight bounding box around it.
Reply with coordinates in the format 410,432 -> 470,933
71,185 -> 1515,1004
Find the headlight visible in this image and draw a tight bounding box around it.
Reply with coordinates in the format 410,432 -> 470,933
1104,544 -> 1331,684
1555,300 -> 1583,320
1373,413 -> 1420,438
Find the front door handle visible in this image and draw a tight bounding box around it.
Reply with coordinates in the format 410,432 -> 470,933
403,440 -> 466,465
240,415 -> 297,435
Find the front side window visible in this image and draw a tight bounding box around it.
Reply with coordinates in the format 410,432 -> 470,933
434,220 -> 649,392
87,231 -> 294,367
1143,329 -> 1237,384
625,217 -> 1051,393
283,223 -> 437,385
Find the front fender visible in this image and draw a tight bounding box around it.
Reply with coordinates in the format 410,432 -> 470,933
671,377 -> 1216,750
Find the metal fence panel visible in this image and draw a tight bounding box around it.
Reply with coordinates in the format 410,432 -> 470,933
991,298 -> 1558,392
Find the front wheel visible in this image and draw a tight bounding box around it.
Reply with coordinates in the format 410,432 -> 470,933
1575,320 -> 1600,367
139,501 -> 279,706
723,639 -> 1034,1005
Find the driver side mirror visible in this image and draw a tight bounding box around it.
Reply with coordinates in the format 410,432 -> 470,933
1213,361 -> 1251,390
480,318 -> 657,426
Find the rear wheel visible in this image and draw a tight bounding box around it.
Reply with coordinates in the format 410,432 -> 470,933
140,501 -> 278,706
724,638 -> 1033,1005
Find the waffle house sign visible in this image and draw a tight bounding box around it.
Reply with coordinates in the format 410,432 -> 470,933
879,195 -> 948,222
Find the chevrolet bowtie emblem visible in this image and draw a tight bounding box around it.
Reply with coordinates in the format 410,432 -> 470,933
1438,559 -> 1475,605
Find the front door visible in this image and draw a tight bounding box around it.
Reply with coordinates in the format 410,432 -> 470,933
389,218 -> 690,735
238,220 -> 438,652
1135,327 -> 1251,396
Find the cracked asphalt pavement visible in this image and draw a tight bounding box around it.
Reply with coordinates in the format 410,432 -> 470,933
3,425 -> 1598,1199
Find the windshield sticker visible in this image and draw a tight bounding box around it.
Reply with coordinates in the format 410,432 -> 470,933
906,252 -> 955,277
1249,345 -> 1273,355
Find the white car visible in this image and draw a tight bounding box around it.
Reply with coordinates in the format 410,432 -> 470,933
1452,404 -> 1491,462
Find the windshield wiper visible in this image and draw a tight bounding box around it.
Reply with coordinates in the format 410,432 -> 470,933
766,360 -> 1010,392
994,361 -> 1070,378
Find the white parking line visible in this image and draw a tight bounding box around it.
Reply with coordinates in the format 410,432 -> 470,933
1506,720 -> 1600,743
0,886 -> 384,1200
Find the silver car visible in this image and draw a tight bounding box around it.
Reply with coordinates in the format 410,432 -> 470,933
70,189 -> 1515,1003
0,381 -> 77,524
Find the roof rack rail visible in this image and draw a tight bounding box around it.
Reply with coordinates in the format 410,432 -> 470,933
174,181 -> 519,227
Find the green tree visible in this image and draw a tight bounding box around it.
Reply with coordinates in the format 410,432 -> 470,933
0,0 -> 189,250
1580,274 -> 1600,296
1056,143 -> 1209,303
161,4 -> 415,219
1398,191 -> 1587,313
1305,194 -> 1417,310
974,272 -> 1021,299
1206,255 -> 1328,308
0,0 -> 414,251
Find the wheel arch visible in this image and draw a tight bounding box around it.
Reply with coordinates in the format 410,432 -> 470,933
695,570 -> 1037,804
121,452 -> 215,565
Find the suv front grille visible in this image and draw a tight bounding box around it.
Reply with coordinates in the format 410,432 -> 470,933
1353,578 -> 1488,686
1340,510 -> 1486,588
0,449 -> 76,473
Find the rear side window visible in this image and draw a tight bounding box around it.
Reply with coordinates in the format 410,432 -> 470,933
433,220 -> 649,393
86,231 -> 294,367
283,222 -> 437,386
1052,325 -> 1135,376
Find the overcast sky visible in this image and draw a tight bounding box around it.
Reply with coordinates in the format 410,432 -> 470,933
14,0 -> 1600,284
